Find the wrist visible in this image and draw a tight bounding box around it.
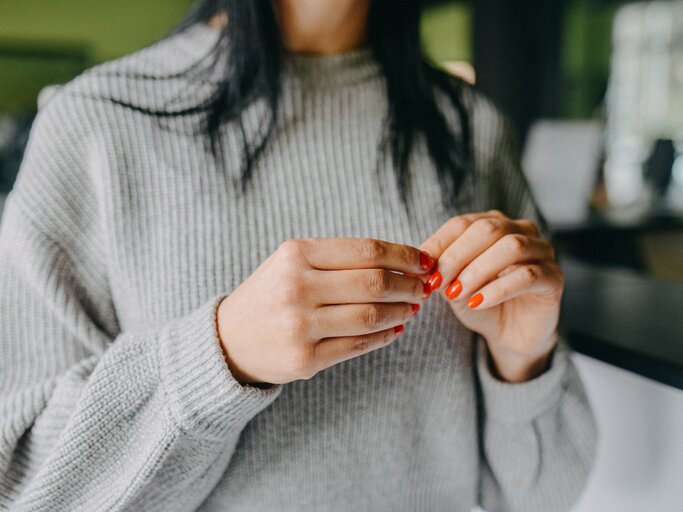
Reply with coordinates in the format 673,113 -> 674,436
485,332 -> 558,383
215,296 -> 274,389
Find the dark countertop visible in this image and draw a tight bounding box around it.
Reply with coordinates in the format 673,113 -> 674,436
560,257 -> 683,390
552,203 -> 683,235
551,206 -> 683,270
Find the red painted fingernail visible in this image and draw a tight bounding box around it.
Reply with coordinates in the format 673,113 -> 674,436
419,251 -> 435,271
394,324 -> 405,335
411,303 -> 420,315
427,270 -> 442,292
422,281 -> 432,299
445,279 -> 463,300
468,293 -> 484,309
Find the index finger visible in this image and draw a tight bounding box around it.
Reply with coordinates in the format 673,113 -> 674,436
298,237 -> 435,274
419,212 -> 493,259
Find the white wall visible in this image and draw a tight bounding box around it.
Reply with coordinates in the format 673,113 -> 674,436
572,354 -> 683,511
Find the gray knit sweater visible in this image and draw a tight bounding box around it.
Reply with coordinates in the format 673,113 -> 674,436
0,23 -> 596,512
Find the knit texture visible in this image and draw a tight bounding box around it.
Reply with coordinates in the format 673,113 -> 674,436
0,23 -> 596,512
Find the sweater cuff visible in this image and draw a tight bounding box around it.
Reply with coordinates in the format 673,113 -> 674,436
475,333 -> 568,425
158,293 -> 282,439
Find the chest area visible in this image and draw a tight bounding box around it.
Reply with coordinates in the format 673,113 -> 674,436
103,114 -> 463,331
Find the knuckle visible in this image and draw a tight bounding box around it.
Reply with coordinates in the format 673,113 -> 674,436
475,218 -> 502,236
448,216 -> 470,234
398,246 -> 416,267
279,274 -> 307,303
359,238 -> 386,264
288,347 -> 317,379
484,283 -> 502,302
520,219 -> 541,237
277,239 -> 305,264
412,278 -> 424,298
365,269 -> 391,299
361,304 -> 385,330
350,335 -> 373,353
282,313 -> 310,338
487,209 -> 507,219
522,265 -> 540,283
503,233 -> 528,254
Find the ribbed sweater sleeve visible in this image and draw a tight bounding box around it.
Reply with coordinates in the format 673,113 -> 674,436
474,113 -> 598,512
0,94 -> 281,511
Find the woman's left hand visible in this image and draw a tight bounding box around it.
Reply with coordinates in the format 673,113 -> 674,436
419,210 -> 564,383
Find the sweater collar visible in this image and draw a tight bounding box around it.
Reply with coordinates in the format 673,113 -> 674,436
187,22 -> 382,89
282,46 -> 382,89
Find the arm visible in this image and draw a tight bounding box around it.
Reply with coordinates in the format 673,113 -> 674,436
475,110 -> 597,511
0,95 -> 281,511
475,333 -> 596,511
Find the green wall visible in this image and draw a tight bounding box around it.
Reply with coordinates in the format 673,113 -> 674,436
421,2 -> 472,64
561,0 -> 616,118
0,0 -> 193,62
0,0 -> 193,113
0,0 -> 614,118
0,0 -> 472,114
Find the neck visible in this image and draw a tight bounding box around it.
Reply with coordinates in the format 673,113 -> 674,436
274,0 -> 371,55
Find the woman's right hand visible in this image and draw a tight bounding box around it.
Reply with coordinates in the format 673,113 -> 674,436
216,238 -> 435,386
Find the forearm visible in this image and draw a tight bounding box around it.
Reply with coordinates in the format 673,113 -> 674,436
475,335 -> 598,512
1,295 -> 281,511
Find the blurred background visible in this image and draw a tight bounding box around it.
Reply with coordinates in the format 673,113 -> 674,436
2,0 -> 682,280
1,1 -> 682,510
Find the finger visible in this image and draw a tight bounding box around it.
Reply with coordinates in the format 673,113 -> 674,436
297,238 -> 435,274
314,325 -> 405,368
312,269 -> 427,305
446,235 -> 555,302
418,212 -> 488,260
311,302 -> 418,339
429,217 -> 529,294
464,263 -> 563,310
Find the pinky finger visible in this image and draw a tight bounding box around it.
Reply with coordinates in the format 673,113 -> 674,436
467,263 -> 560,310
315,325 -> 405,368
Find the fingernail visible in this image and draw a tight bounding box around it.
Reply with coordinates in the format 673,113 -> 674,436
419,251 -> 435,271
445,279 -> 462,300
468,293 -> 484,309
411,303 -> 420,315
394,324 -> 405,335
427,270 -> 442,292
422,281 -> 432,299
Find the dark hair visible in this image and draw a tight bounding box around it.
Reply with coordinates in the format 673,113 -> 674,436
109,0 -> 475,212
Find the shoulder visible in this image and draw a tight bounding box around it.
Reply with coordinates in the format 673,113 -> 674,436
37,23 -> 222,120
17,22 -> 222,191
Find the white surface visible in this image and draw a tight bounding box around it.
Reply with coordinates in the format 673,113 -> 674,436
571,354 -> 683,512
522,120 -> 602,226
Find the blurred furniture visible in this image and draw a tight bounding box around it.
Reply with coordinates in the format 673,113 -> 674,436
604,1 -> 683,208
522,120 -> 603,226
561,257 -> 683,389
552,201 -> 683,283
521,118 -> 683,280
571,354 -> 683,512
564,257 -> 683,511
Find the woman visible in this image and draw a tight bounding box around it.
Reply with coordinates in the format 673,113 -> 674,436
0,0 -> 596,510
